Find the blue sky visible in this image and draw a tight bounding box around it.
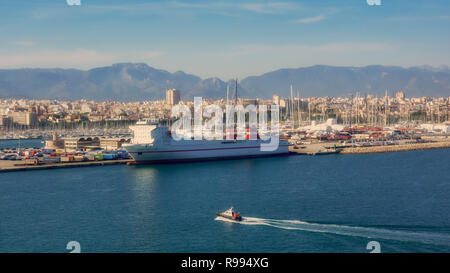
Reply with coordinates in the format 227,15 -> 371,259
1,0 -> 449,79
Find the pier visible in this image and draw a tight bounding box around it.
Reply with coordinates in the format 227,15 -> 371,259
0,159 -> 133,172
290,139 -> 450,155
340,140 -> 450,154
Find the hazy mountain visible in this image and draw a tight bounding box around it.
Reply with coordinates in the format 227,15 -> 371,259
0,63 -> 226,101
240,65 -> 450,98
0,63 -> 449,101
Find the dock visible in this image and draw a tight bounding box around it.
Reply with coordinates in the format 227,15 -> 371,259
0,159 -> 133,173
289,142 -> 341,155
289,139 -> 450,155
290,146 -> 341,155
340,140 -> 450,154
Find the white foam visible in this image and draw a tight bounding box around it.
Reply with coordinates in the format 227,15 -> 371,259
215,216 -> 450,246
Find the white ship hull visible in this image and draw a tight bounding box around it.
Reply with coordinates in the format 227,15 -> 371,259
124,121 -> 290,164
125,140 -> 290,164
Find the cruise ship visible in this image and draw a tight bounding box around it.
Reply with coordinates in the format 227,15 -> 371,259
123,120 -> 290,164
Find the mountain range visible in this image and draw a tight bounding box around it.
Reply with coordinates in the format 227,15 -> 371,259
0,63 -> 449,101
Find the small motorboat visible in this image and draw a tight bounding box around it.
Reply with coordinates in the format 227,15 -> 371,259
216,207 -> 242,221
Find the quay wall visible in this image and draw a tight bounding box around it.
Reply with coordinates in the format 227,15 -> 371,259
340,141 -> 450,154
0,159 -> 133,172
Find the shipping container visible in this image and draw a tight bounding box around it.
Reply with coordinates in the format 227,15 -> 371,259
60,156 -> 72,162
73,155 -> 85,162
40,156 -> 61,163
103,154 -> 117,160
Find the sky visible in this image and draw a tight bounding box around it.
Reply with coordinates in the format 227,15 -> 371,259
1,0 -> 450,80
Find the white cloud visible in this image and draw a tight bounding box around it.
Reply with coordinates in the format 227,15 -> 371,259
13,41 -> 34,47
0,49 -> 164,69
238,2 -> 300,14
88,1 -> 301,15
135,51 -> 165,59
226,42 -> 394,57
203,42 -> 398,78
295,14 -> 325,23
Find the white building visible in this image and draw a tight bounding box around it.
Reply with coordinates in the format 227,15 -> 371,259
301,118 -> 345,133
419,123 -> 450,134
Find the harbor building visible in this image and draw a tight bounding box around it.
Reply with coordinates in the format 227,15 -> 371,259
100,138 -> 131,151
63,137 -> 100,150
166,89 -> 181,105
44,134 -> 65,150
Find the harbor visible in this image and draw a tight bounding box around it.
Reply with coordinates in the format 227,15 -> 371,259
0,134 -> 133,172
1,134 -> 449,172
1,87 -> 449,170
1,0 -> 450,256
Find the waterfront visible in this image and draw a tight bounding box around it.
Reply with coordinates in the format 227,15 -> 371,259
1,148 -> 449,253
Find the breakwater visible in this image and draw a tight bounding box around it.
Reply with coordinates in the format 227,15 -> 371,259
340,141 -> 450,154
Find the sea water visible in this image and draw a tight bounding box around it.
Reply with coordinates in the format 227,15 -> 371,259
0,146 -> 449,252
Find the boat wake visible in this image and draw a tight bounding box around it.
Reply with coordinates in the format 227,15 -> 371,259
215,216 -> 450,246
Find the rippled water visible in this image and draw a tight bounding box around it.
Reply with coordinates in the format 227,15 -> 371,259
0,146 -> 449,252
0,138 -> 43,150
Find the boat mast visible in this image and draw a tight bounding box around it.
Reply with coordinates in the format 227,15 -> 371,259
297,90 -> 301,127
356,92 -> 359,125
234,78 -> 238,105
308,98 -> 311,125
289,84 -> 295,127
384,89 -> 388,127
226,84 -> 229,105
350,94 -> 353,128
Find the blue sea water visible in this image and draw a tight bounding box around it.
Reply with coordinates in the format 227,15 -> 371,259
0,138 -> 43,150
0,147 -> 449,253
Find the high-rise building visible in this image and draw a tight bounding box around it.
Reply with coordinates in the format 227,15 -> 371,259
166,89 -> 181,105
11,111 -> 37,126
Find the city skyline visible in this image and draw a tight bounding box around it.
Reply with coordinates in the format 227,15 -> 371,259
1,0 -> 450,79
